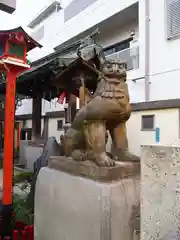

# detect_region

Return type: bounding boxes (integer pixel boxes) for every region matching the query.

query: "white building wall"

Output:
[28,11,64,61]
[28,0,139,62]
[15,98,64,116]
[48,117,65,142]
[23,119,44,135]
[25,119,32,129]
[20,7,141,114]
[21,116,65,142]
[128,0,146,102]
[28,0,180,103]
[147,0,180,101]
[19,0,180,148]
[54,0,138,47]
[127,109,180,156]
[19,108,180,155]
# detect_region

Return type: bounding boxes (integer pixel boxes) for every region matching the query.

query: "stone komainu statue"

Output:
[60,38,139,167]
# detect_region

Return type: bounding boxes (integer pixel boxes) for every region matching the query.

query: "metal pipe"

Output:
[145,0,150,101]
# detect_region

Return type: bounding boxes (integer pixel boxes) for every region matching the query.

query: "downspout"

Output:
[145,0,150,101]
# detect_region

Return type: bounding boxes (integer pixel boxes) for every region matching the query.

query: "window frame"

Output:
[103,38,133,56]
[57,119,63,131]
[165,0,180,39]
[141,114,155,131]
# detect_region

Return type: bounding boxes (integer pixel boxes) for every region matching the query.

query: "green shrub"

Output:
[13,194,34,225]
[13,171,33,185]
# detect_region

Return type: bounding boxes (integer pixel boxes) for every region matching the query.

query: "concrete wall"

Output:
[127,108,180,156]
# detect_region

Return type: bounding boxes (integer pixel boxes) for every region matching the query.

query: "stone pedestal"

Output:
[141,145,180,240]
[35,158,140,240]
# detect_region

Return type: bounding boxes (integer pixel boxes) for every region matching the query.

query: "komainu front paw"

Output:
[95,152,115,167]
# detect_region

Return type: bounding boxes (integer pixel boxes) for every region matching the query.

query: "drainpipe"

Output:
[145,0,150,101]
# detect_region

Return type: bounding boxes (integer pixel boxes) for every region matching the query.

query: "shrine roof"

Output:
[0,26,42,51]
[0,55,98,100]
[17,57,78,99]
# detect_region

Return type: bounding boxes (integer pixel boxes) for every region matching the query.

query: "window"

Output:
[64,0,98,22]
[166,0,180,39]
[104,38,132,56]
[57,120,63,130]
[141,115,154,131]
[104,38,134,70]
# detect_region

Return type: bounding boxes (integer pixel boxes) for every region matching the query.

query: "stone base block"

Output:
[141,145,180,240]
[49,156,140,182]
[35,166,140,240]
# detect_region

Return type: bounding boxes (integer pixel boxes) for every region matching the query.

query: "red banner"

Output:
[57,91,66,104]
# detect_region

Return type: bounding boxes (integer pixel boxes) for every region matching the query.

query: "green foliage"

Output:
[13,194,34,225]
[13,171,33,185]
[0,72,5,82]
[13,171,34,224]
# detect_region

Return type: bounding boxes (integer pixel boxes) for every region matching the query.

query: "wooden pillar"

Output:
[65,94,76,123]
[32,94,42,141]
[63,93,76,133]
[69,94,77,122]
[42,116,49,140]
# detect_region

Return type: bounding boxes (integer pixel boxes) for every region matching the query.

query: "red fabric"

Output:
[15,221,25,230]
[57,91,66,104]
[12,230,18,240]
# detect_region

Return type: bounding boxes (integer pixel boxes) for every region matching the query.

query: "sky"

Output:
[0,0,54,30]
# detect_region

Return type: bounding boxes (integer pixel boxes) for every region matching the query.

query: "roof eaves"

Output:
[28,1,62,29]
[32,43,80,67]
